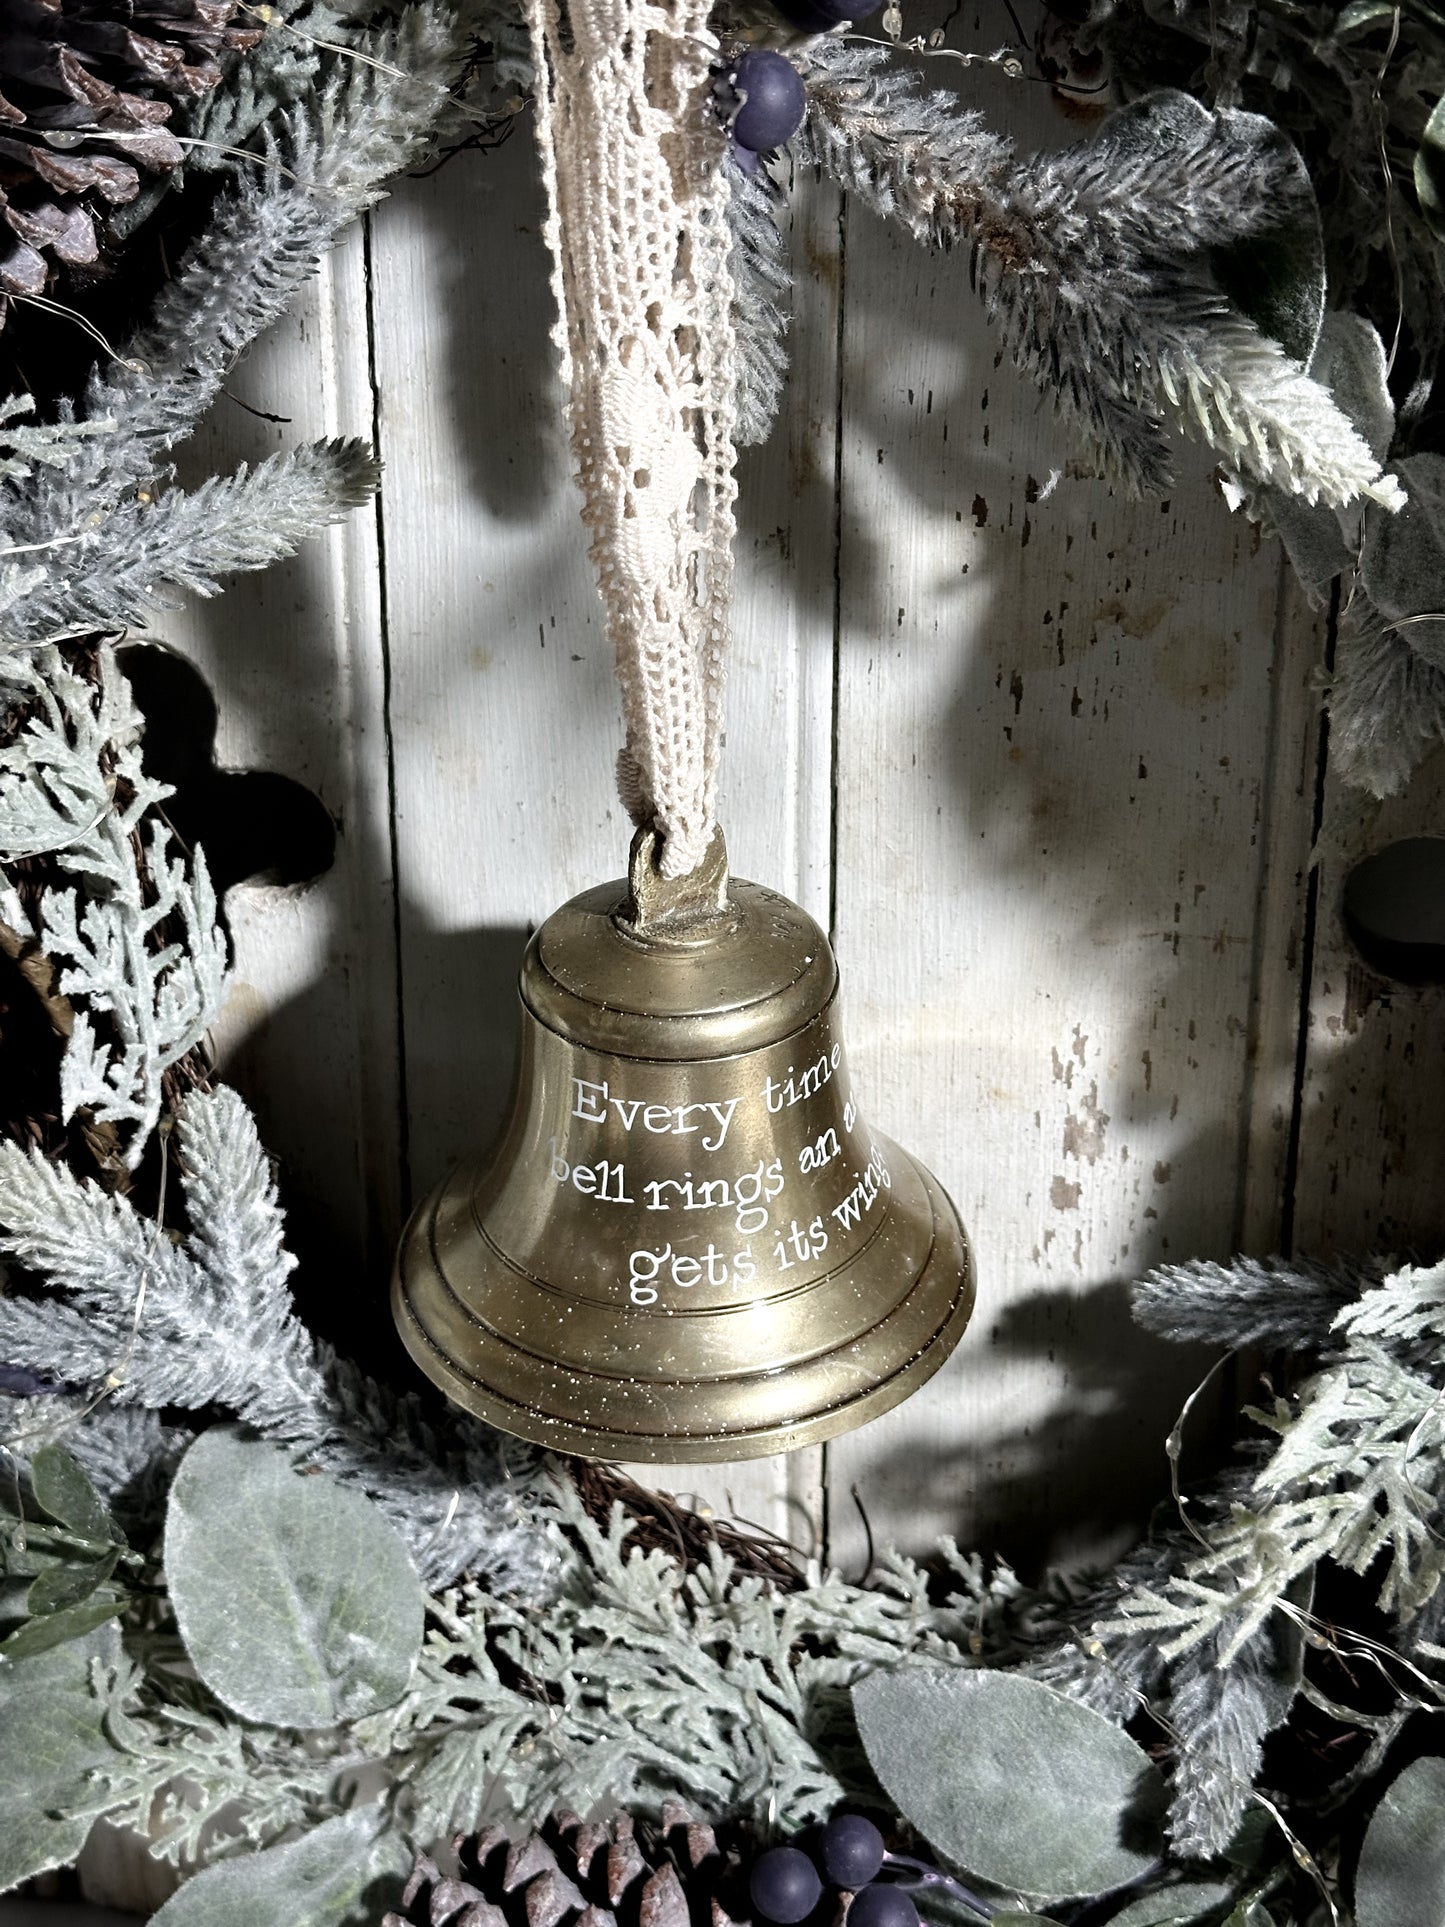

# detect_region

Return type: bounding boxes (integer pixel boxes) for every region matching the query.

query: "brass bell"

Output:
[393,828,975,1461]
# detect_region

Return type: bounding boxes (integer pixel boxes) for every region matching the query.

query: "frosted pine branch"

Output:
[1133,1254,1371,1352]
[32,3,463,522]
[0,395,111,493]
[0,1087,556,1596]
[727,157,793,447]
[5,439,379,640]
[1165,1608,1300,1856]
[799,45,1402,509]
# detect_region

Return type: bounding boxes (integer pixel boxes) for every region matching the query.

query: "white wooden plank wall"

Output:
[160,43,1445,1576]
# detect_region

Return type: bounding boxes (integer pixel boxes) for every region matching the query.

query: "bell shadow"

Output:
[221,909,532,1382]
[850,1270,1234,1580]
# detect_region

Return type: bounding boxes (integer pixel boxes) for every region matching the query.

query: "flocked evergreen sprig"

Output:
[0,1082,553,1595]
[796,42,1401,512]
[0,0,464,643]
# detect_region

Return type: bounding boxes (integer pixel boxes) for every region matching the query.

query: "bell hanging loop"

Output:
[393,827,975,1462]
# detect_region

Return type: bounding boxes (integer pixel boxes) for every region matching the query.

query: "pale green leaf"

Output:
[1355,1756,1445,1927]
[0,1627,118,1893]
[148,1807,406,1927]
[852,1669,1166,1901]
[30,1443,114,1545]
[1108,1881,1235,1926]
[1415,96,1445,246]
[164,1430,423,1728]
[1361,453,1445,665]
[28,1548,120,1617]
[0,1595,124,1659]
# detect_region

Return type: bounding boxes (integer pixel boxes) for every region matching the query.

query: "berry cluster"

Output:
[748,1816,920,1927]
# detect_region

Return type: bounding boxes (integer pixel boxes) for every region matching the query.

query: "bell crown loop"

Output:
[524,824,838,1063]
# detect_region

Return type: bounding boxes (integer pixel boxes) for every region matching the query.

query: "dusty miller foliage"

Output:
[0,646,227,1166]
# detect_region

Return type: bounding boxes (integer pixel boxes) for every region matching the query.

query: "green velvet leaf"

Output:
[1360,452,1445,665]
[30,1443,115,1546]
[1415,96,1445,246]
[28,1548,120,1617]
[164,1429,423,1728]
[1355,1755,1445,1927]
[0,1627,118,1893]
[148,1807,406,1927]
[1108,1881,1235,1925]
[0,1595,124,1659]
[852,1669,1166,1901]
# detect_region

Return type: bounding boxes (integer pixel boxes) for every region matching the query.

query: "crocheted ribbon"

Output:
[524,0,737,878]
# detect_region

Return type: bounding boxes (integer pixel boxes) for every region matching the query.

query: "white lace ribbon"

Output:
[524,0,737,877]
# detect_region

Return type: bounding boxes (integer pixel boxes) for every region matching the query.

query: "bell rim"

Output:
[391,1138,976,1464]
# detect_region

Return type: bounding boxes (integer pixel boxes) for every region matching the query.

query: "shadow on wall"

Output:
[844,1275,1234,1580]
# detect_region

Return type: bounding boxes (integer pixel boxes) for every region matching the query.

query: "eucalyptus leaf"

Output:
[1360,453,1445,665]
[0,1626,118,1893]
[30,1444,114,1546]
[27,1547,120,1617]
[148,1807,406,1927]
[852,1669,1166,1901]
[1265,491,1353,589]
[0,1595,124,1659]
[1415,95,1445,246]
[164,1430,424,1729]
[1355,1755,1445,1927]
[1108,1881,1235,1926]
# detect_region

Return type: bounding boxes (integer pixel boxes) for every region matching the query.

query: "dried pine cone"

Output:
[0,0,262,316]
[387,1804,760,1927]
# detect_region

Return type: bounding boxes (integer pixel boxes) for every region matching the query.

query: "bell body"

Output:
[393,831,975,1461]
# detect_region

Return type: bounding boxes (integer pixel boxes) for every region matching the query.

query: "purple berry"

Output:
[729,50,807,155]
[848,1889,919,1927]
[820,1816,885,1889]
[750,1847,824,1924]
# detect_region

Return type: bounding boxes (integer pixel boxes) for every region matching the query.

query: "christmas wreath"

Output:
[2,3,1445,1924]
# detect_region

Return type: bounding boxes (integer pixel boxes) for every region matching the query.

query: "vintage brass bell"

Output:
[393,828,975,1461]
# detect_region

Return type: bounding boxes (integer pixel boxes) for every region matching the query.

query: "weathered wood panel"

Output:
[164,238,403,1352]
[1292,750,1445,1257]
[821,71,1324,1570]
